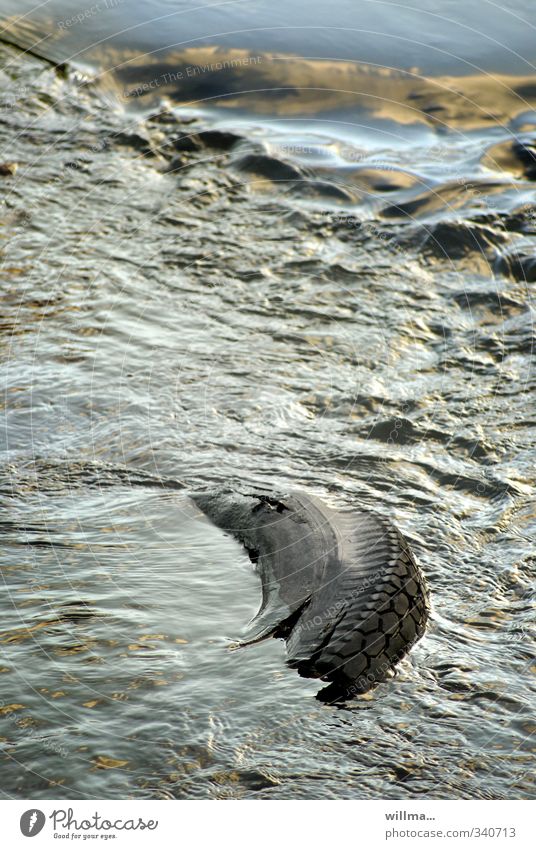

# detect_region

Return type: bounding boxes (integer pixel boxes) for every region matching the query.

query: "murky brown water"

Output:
[0,1,535,799]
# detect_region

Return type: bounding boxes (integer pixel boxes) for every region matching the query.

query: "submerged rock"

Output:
[0,161,18,176]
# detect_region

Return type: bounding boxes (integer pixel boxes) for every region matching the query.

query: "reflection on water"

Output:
[2,0,536,134]
[0,0,535,801]
[2,0,536,74]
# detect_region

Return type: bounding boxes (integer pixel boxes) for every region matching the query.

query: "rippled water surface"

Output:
[0,1,535,799]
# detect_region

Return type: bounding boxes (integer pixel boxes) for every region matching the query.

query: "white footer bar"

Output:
[2,799,533,849]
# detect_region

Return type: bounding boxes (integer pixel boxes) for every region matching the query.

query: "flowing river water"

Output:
[0,1,534,799]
